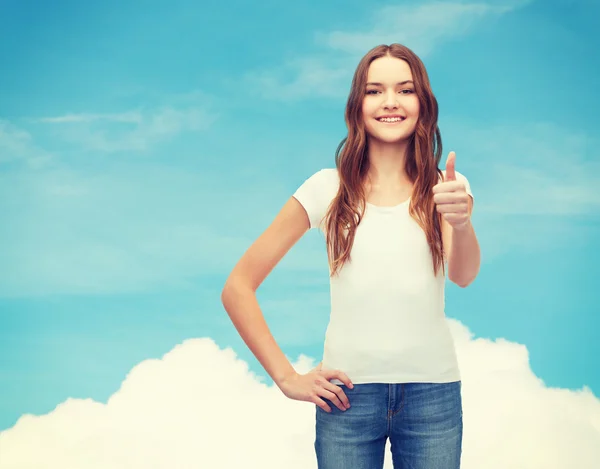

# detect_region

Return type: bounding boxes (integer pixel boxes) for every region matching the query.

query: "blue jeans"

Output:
[315,381,463,469]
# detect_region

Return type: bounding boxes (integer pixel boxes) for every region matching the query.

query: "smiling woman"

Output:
[363,72,418,143]
[221,43,480,469]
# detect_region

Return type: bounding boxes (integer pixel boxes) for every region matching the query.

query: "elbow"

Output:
[221,279,235,307]
[449,273,476,288]
[221,280,237,307]
[448,261,480,289]
[220,285,228,306]
[221,277,252,308]
[454,279,471,288]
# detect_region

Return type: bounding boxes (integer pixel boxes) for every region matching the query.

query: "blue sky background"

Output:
[1,0,599,437]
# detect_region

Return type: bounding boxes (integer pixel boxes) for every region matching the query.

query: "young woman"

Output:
[221,43,480,469]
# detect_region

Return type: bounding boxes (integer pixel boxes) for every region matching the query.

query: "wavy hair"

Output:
[324,43,445,277]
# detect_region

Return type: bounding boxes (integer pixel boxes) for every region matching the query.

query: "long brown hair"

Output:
[324,43,445,277]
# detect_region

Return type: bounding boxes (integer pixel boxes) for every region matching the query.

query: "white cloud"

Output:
[35,112,143,124]
[318,2,506,57]
[246,0,530,101]
[0,120,54,169]
[0,320,598,468]
[246,55,354,101]
[30,106,217,153]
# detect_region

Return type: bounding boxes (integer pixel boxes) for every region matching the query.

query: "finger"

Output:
[445,151,457,182]
[436,203,468,214]
[443,213,469,226]
[433,191,466,205]
[314,396,332,413]
[323,381,350,409]
[336,370,354,389]
[433,181,464,195]
[322,369,354,389]
[320,388,348,411]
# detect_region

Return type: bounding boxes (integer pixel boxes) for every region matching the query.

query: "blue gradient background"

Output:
[0,0,598,432]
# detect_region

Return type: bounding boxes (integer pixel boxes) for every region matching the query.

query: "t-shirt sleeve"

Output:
[292,169,333,230]
[456,170,474,199]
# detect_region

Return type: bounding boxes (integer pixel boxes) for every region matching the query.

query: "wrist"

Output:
[452,219,472,233]
[275,369,298,388]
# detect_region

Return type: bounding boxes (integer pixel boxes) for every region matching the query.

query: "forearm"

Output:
[221,283,297,388]
[448,221,480,287]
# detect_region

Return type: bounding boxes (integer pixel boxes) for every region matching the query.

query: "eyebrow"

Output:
[366,80,414,86]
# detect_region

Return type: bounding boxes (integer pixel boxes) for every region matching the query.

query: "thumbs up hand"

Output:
[433,151,471,231]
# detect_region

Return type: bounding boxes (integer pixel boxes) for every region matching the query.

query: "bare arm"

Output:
[442,196,481,287]
[221,196,309,388]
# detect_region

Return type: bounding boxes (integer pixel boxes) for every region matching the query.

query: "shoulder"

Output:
[293,168,339,230]
[296,167,339,193]
[312,167,339,183]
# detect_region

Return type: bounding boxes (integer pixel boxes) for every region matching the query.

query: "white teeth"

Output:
[378,117,404,122]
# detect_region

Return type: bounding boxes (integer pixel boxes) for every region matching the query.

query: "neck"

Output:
[364,138,411,187]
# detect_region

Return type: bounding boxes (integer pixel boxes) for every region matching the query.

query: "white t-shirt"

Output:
[292,168,473,385]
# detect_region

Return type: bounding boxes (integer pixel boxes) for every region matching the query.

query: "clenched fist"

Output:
[433,151,471,231]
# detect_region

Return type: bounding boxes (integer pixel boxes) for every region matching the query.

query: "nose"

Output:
[383,90,399,109]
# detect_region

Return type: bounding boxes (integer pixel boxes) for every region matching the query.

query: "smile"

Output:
[376,117,405,123]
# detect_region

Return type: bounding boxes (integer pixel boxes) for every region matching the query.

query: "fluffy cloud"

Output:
[1,320,598,468]
[246,0,532,101]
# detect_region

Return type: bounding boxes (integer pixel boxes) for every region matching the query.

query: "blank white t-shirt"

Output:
[293,168,473,384]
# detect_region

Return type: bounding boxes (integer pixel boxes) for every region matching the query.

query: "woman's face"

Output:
[362,56,420,144]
